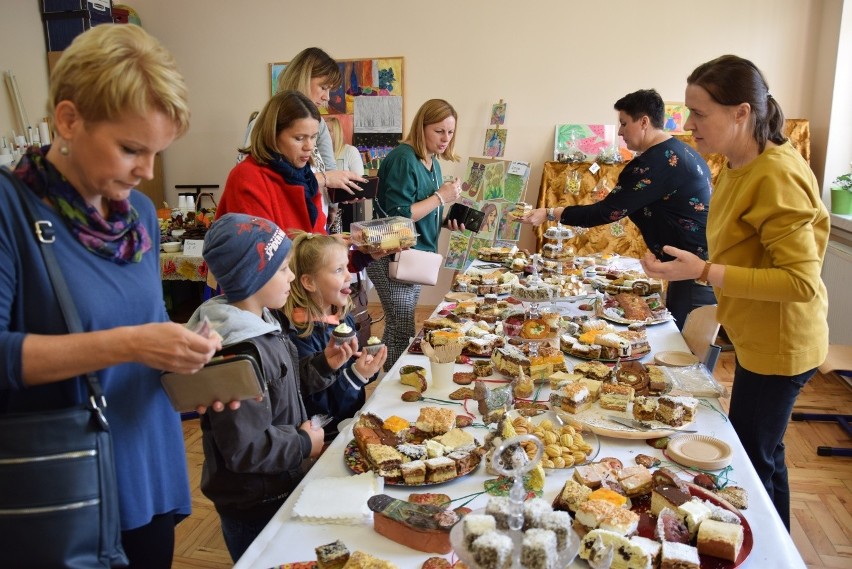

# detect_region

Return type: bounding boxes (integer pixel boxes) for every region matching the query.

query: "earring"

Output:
[59,145,69,156]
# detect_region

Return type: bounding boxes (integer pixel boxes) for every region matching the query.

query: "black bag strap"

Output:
[0,168,110,429]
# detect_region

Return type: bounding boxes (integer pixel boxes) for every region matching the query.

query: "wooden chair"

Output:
[792,344,852,457]
[681,304,722,371]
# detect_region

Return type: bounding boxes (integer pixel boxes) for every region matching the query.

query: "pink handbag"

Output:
[388,248,443,286]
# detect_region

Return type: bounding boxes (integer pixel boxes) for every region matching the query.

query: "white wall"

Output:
[1,0,846,305]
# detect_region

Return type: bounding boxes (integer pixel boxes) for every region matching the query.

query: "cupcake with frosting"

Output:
[332,322,356,344]
[364,335,385,355]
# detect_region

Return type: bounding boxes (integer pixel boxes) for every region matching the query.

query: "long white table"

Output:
[235,280,805,568]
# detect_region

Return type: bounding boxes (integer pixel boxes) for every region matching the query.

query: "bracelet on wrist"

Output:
[695,261,712,286]
[435,192,445,205]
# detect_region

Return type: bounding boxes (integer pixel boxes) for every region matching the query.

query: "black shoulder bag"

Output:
[0,169,128,568]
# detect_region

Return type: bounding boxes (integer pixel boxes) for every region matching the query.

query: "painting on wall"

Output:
[664,102,690,133]
[553,124,622,161]
[270,57,404,170]
[490,102,507,126]
[483,128,507,158]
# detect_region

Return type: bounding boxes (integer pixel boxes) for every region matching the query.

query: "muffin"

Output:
[332,322,356,344]
[364,335,384,355]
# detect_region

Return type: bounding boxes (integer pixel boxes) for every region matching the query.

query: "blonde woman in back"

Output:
[326,116,365,177]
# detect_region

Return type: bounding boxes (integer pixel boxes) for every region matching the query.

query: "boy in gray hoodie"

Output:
[185,213,357,561]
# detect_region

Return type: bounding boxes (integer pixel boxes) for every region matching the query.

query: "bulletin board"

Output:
[270,57,405,166]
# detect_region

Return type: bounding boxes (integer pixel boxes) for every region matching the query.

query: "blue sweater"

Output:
[0,175,191,531]
[284,314,377,440]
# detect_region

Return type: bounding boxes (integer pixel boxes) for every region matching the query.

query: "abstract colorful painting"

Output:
[270,57,404,157]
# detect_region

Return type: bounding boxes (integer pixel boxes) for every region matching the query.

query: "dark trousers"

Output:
[220,512,276,562]
[727,361,815,531]
[666,279,716,331]
[121,513,176,569]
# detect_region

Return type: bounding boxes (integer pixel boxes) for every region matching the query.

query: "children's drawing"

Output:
[463,161,486,199]
[483,128,507,158]
[444,232,470,270]
[483,162,505,200]
[490,102,507,126]
[477,201,499,241]
[664,102,690,133]
[496,202,522,242]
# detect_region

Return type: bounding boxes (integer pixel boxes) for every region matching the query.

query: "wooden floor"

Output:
[173,304,852,569]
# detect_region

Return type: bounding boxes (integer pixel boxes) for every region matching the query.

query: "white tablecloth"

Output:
[235,268,804,568]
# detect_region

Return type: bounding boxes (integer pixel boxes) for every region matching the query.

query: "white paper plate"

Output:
[666,434,732,470]
[654,350,699,367]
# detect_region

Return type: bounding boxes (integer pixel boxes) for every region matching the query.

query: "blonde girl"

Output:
[283,232,387,437]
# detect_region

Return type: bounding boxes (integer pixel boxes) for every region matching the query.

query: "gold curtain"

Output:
[534,119,810,254]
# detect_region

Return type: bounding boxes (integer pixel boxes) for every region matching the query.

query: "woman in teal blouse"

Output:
[368,99,462,368]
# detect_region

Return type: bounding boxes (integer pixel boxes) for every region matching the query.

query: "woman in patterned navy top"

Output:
[524,89,714,329]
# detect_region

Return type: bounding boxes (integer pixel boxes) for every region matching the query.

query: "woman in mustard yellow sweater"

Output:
[641,55,829,531]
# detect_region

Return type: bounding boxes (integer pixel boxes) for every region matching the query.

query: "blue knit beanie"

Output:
[203,213,292,302]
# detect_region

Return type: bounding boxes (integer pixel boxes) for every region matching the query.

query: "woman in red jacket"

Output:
[217,90,327,233]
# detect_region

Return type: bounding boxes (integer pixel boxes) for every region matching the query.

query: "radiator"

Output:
[823,240,852,345]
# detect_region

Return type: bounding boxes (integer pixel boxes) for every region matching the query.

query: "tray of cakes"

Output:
[491,341,567,382]
[560,318,652,361]
[554,464,752,568]
[492,410,600,470]
[449,501,580,569]
[589,267,664,296]
[476,245,519,263]
[346,409,484,485]
[597,292,672,325]
[349,216,417,254]
[452,267,519,296]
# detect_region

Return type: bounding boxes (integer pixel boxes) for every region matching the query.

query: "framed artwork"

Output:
[269,57,404,165]
[483,128,507,158]
[553,124,623,161]
[664,102,690,133]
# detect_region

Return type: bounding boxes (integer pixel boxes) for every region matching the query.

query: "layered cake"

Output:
[447,450,477,475]
[424,456,456,483]
[399,460,426,485]
[656,395,686,427]
[651,484,693,517]
[366,444,403,478]
[397,443,426,461]
[523,497,553,530]
[617,465,653,498]
[678,499,712,539]
[559,382,592,414]
[578,529,654,568]
[655,507,691,544]
[574,499,616,532]
[599,383,635,412]
[400,365,428,392]
[598,507,640,536]
[587,487,628,508]
[553,478,592,512]
[485,496,512,530]
[433,428,476,452]
[574,360,612,381]
[315,540,350,569]
[632,396,658,422]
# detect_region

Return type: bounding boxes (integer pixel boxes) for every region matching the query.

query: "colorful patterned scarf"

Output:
[13,146,151,264]
[266,154,320,227]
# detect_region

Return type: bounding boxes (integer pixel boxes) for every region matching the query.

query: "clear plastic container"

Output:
[350,216,417,254]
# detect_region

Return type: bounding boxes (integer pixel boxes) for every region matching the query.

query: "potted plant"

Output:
[830,167,852,215]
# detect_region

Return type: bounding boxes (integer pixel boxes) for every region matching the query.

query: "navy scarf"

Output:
[266,154,319,227]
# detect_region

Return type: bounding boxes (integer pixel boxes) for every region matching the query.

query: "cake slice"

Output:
[660,541,700,569]
[632,396,658,422]
[366,444,403,478]
[599,383,635,412]
[341,550,399,569]
[553,478,593,512]
[650,484,693,516]
[462,513,497,549]
[560,382,592,414]
[656,395,685,427]
[424,457,456,483]
[697,518,744,562]
[415,407,456,435]
[539,510,573,550]
[599,507,640,536]
[578,528,646,569]
[399,460,426,485]
[574,499,616,532]
[655,507,691,544]
[677,499,712,539]
[433,428,476,452]
[470,531,513,569]
[315,540,351,569]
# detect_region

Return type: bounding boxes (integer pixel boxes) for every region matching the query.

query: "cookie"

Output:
[453,372,476,385]
[449,387,476,400]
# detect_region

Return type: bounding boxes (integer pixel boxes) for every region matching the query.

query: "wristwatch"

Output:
[547,207,556,222]
[695,261,712,286]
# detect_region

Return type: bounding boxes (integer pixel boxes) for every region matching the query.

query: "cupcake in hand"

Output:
[364,336,385,355]
[332,322,356,345]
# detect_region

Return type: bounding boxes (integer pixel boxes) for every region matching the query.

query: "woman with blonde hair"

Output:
[367,99,464,368]
[325,115,365,177]
[276,47,365,202]
[282,232,386,439]
[641,55,829,530]
[0,24,220,567]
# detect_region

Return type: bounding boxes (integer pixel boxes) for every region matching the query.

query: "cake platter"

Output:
[343,439,482,486]
[449,507,581,569]
[596,293,672,326]
[566,406,695,440]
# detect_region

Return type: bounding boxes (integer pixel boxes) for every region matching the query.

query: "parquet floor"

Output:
[173,305,852,569]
